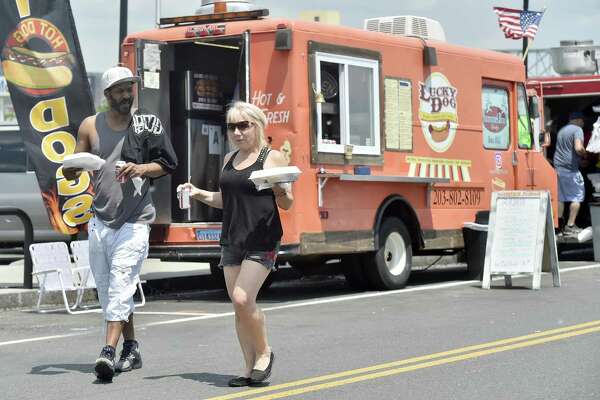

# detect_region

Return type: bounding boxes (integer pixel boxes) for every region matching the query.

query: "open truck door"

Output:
[135,40,174,224]
[513,83,537,191]
[125,28,252,260]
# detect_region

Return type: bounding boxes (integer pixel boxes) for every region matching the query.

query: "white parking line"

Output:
[0,333,86,347]
[135,311,217,316]
[2,264,599,346]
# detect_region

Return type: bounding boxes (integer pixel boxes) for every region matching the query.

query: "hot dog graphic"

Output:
[1,18,74,96]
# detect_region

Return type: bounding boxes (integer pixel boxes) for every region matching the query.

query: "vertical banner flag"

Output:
[493,7,545,40]
[0,0,95,234]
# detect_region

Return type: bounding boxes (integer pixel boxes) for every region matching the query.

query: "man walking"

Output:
[553,111,586,235]
[64,66,177,381]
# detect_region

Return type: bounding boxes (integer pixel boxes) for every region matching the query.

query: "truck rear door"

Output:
[134,40,174,224]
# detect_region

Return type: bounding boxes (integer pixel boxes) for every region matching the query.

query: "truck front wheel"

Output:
[364,217,412,290]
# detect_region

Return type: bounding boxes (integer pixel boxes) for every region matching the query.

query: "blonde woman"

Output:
[178,101,293,386]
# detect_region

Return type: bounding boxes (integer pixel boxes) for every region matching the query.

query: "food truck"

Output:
[119,1,557,290]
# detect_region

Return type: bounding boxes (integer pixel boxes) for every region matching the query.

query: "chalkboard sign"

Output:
[482,191,560,290]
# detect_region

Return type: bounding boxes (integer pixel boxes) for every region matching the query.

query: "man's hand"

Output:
[63,167,83,181]
[117,162,147,180]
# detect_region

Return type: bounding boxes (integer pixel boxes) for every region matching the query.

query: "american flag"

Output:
[493,7,544,40]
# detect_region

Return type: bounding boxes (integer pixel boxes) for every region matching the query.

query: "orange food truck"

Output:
[119,2,557,290]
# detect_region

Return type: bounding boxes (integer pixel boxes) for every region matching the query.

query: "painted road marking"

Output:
[0,333,86,347]
[2,264,599,347]
[135,311,217,316]
[206,319,600,400]
[146,264,600,327]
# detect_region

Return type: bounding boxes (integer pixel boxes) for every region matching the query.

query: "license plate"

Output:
[195,229,221,241]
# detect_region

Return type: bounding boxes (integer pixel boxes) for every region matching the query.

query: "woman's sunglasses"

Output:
[226,120,254,132]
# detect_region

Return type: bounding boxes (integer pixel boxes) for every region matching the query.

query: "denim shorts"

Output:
[219,243,280,271]
[557,170,585,202]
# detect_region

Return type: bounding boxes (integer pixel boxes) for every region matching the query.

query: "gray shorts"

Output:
[219,243,280,271]
[557,170,585,202]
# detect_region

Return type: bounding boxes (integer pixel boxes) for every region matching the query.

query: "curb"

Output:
[0,289,99,311]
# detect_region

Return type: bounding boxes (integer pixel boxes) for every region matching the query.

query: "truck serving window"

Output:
[482,86,510,150]
[314,52,380,156]
[517,83,533,149]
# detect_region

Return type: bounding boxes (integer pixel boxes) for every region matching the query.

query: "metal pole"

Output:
[119,0,128,63]
[0,207,33,289]
[155,0,162,28]
[522,0,529,77]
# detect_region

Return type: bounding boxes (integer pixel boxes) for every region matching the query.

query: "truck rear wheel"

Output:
[364,217,412,290]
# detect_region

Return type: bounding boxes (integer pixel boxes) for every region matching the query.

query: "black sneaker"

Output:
[95,345,116,381]
[563,224,583,236]
[115,340,142,372]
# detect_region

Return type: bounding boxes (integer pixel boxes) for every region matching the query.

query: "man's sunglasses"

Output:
[226,121,254,132]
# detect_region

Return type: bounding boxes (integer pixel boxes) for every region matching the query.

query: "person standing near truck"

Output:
[178,101,293,387]
[553,111,587,235]
[64,66,178,381]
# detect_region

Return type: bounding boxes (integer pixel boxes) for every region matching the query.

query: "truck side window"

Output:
[315,52,380,156]
[482,86,510,150]
[517,83,533,149]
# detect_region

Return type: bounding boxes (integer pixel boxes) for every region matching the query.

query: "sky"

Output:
[68,0,599,73]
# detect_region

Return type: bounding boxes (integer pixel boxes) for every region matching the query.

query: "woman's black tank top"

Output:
[219,147,283,250]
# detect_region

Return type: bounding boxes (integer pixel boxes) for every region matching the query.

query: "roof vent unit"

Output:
[196,0,257,15]
[550,40,600,75]
[363,15,446,42]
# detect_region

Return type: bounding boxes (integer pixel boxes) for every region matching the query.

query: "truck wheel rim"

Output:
[384,232,407,276]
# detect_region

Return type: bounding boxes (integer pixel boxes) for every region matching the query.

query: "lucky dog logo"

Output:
[1,18,73,96]
[418,72,459,153]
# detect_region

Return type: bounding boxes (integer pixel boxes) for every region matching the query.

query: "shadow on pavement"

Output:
[144,372,237,388]
[30,363,91,375]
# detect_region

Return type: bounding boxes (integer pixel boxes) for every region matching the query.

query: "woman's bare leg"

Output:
[224,265,255,377]
[231,260,272,371]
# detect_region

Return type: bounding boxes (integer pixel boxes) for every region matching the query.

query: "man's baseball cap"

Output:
[569,111,584,121]
[101,66,140,91]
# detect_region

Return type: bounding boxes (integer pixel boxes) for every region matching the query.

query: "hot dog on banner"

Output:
[0,0,95,234]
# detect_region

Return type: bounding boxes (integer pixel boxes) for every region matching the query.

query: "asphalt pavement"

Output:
[0,261,599,400]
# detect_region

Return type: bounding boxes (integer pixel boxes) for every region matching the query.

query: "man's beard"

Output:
[108,95,133,115]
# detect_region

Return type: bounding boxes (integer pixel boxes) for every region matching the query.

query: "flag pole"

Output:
[522,0,529,76]
[521,7,546,62]
[522,39,534,61]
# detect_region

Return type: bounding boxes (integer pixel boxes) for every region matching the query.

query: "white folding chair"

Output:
[29,242,88,314]
[69,240,97,309]
[69,240,146,308]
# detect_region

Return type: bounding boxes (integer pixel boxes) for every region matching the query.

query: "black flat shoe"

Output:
[250,352,274,383]
[228,376,251,387]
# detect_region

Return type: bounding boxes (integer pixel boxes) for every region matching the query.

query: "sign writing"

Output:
[431,187,482,208]
[418,72,459,153]
[0,0,95,234]
[482,191,560,290]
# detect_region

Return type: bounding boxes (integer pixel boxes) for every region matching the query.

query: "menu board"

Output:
[385,78,412,151]
[190,73,223,111]
[482,191,560,290]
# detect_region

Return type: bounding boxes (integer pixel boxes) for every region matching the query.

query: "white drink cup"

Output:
[115,160,127,183]
[178,186,191,209]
